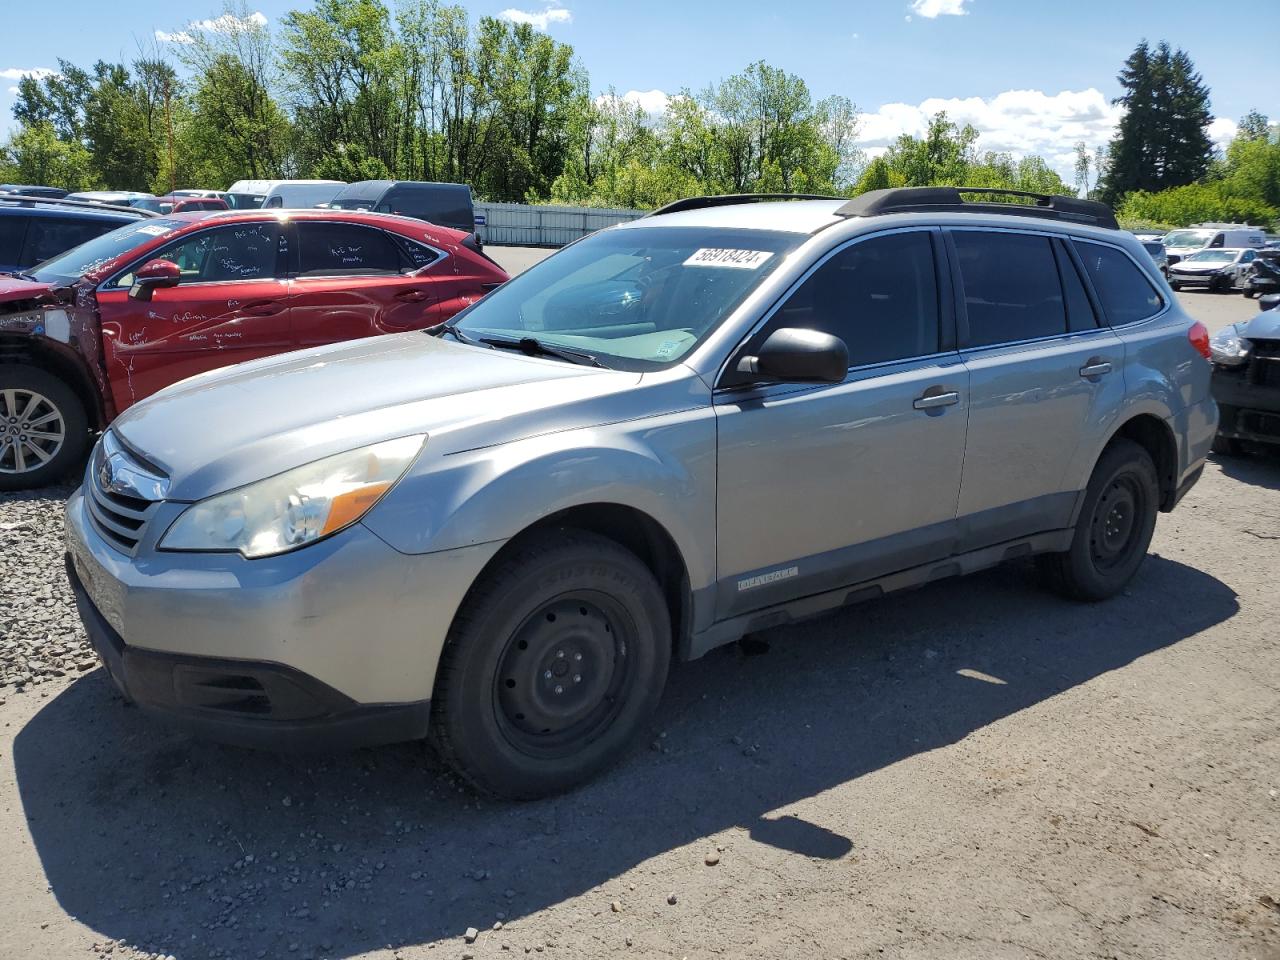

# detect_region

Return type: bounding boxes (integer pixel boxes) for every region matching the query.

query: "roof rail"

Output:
[648,193,844,217]
[835,187,1119,230]
[0,194,157,218]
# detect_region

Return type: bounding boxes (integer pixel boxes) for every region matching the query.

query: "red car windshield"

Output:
[28,218,184,284]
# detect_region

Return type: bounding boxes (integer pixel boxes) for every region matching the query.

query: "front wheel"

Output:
[430,529,671,799]
[1169,280,1182,291]
[0,364,90,491]
[1038,439,1159,601]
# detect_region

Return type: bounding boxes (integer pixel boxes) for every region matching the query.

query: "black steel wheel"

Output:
[1038,439,1159,601]
[430,529,671,799]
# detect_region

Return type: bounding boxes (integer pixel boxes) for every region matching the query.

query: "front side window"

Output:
[116,223,282,286]
[763,230,940,366]
[296,222,403,276]
[952,231,1067,347]
[452,225,803,370]
[1073,241,1164,326]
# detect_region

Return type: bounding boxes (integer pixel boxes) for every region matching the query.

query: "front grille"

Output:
[1250,339,1280,389]
[1240,410,1280,439]
[85,433,168,555]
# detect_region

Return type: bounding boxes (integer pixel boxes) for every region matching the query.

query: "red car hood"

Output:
[0,275,58,305]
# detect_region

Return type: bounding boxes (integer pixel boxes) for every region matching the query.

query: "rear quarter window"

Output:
[1072,241,1164,326]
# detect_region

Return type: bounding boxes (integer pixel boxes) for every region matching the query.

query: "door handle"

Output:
[1079,359,1113,379]
[396,289,429,302]
[913,390,960,410]
[242,302,284,316]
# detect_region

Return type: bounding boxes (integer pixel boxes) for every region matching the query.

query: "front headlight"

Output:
[160,435,425,558]
[1209,325,1251,368]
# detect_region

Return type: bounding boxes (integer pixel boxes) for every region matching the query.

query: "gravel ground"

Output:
[1,288,1277,960]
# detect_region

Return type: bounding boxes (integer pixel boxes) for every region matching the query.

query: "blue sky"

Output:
[3,0,1272,181]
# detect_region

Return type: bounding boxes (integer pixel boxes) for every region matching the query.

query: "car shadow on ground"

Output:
[1212,446,1280,491]
[14,555,1237,959]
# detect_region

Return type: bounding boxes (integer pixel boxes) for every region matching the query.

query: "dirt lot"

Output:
[1,287,1278,960]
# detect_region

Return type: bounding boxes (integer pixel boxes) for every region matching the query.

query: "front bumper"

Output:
[1212,366,1280,446]
[1169,272,1222,287]
[67,557,430,750]
[64,487,505,747]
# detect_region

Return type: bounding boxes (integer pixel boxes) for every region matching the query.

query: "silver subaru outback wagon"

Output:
[65,187,1218,798]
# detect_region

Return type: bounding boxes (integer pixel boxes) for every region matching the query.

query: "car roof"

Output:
[615,200,847,235]
[160,208,462,230]
[0,202,139,222]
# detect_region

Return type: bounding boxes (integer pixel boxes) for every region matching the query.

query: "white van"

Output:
[225,179,345,210]
[1162,226,1266,265]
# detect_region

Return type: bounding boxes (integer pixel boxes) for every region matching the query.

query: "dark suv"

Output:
[327,180,476,236]
[0,198,148,274]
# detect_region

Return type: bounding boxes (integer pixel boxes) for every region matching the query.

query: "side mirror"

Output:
[736,328,849,384]
[1260,293,1279,313]
[128,259,181,301]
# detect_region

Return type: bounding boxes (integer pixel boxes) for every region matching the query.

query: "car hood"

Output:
[1172,260,1229,273]
[1241,307,1280,342]
[0,275,57,305]
[111,333,648,500]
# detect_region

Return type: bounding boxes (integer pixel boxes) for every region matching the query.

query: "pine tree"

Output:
[1099,40,1214,204]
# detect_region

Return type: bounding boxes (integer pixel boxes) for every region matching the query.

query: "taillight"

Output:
[1188,321,1211,360]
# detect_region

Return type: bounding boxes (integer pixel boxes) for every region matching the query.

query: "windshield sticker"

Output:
[136,224,173,237]
[683,248,774,269]
[655,340,681,358]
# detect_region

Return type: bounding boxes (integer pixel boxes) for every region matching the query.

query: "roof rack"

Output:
[648,193,844,217]
[836,187,1118,230]
[0,194,157,218]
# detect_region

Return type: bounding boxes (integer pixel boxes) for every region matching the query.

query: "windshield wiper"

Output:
[477,335,608,369]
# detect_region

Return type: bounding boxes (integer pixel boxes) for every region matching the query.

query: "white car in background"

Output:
[1168,248,1259,292]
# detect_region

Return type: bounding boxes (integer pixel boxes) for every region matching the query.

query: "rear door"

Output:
[949,228,1125,550]
[95,221,291,409]
[288,220,442,345]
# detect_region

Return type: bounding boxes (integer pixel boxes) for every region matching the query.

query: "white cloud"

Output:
[909,0,969,17]
[499,4,571,30]
[156,11,266,43]
[1207,116,1238,152]
[858,88,1125,182]
[0,67,56,82]
[599,89,670,116]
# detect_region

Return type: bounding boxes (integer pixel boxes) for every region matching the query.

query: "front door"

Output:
[97,221,290,410]
[714,229,969,619]
[948,228,1125,550]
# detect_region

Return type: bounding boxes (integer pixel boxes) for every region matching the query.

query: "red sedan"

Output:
[0,209,508,487]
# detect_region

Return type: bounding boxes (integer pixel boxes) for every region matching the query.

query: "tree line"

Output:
[1,8,1276,227]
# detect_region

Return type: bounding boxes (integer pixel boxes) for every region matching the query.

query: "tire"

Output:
[1243,288,1258,299]
[1169,280,1181,291]
[0,364,90,491]
[1212,434,1242,457]
[1037,439,1160,602]
[430,528,671,799]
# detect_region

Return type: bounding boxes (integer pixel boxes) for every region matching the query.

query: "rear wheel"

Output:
[430,529,671,799]
[1038,439,1159,601]
[0,365,89,491]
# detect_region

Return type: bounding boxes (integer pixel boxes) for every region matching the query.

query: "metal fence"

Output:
[475,202,645,247]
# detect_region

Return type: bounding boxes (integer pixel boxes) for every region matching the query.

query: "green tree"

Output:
[1,121,96,190]
[1100,40,1214,203]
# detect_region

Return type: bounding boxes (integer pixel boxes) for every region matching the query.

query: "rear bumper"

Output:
[67,556,430,750]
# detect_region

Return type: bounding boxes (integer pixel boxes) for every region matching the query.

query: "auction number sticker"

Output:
[683,248,774,269]
[136,224,173,236]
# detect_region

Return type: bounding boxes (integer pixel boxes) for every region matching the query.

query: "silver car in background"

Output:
[65,187,1217,798]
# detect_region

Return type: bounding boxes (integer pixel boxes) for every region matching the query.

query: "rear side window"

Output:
[381,188,472,227]
[1072,241,1164,326]
[952,231,1066,347]
[25,217,115,265]
[0,215,30,266]
[1053,242,1098,332]
[296,222,402,276]
[768,230,940,367]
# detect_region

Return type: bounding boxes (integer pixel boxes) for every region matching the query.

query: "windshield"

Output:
[28,218,183,284]
[451,226,804,370]
[329,197,376,211]
[1142,242,1164,256]
[1163,230,1214,248]
[226,193,266,209]
[1186,250,1236,263]
[131,197,174,214]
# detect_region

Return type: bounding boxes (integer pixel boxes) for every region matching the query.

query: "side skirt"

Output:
[683,529,1074,660]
